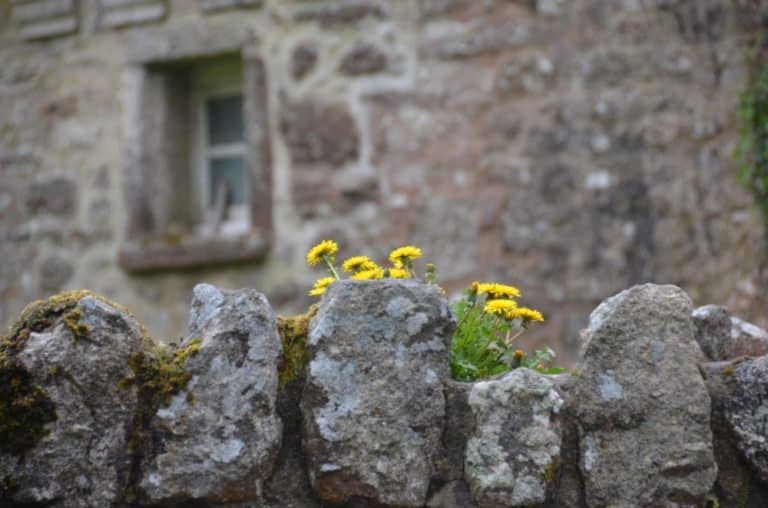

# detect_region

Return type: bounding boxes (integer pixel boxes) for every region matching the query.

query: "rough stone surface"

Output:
[281,101,360,167]
[693,304,733,360]
[25,177,76,216]
[294,1,385,26]
[465,368,563,508]
[1,0,766,375]
[730,316,768,358]
[138,283,282,504]
[339,43,388,75]
[693,305,768,361]
[574,284,717,507]
[292,44,318,80]
[703,360,768,508]
[1,295,142,507]
[38,255,74,292]
[723,355,768,485]
[301,279,454,507]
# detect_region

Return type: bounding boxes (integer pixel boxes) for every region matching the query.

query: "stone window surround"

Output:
[118,35,272,273]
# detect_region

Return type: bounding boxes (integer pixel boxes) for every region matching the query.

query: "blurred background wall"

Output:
[1,0,766,366]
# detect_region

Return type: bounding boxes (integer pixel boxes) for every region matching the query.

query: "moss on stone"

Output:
[0,290,101,458]
[0,358,56,456]
[118,336,202,504]
[277,305,317,388]
[545,462,556,484]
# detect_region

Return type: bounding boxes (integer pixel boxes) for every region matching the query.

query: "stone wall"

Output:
[1,0,767,366]
[3,280,768,507]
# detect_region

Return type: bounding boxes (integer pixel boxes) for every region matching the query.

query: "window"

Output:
[119,52,272,272]
[191,58,248,236]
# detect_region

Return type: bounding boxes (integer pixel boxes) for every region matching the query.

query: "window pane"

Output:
[207,95,244,145]
[209,156,246,206]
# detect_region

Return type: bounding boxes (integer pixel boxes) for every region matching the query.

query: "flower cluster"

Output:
[302,239,559,382]
[305,241,428,296]
[470,281,544,326]
[450,280,555,381]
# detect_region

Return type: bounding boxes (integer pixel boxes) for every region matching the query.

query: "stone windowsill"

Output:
[118,232,268,272]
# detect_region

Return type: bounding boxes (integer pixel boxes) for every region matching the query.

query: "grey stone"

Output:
[465,368,563,508]
[11,0,74,23]
[693,305,768,361]
[723,355,768,484]
[292,44,318,81]
[693,304,732,360]
[4,295,143,507]
[200,0,262,12]
[26,177,76,216]
[574,284,717,507]
[339,43,388,75]
[730,316,768,358]
[39,255,74,292]
[702,360,768,508]
[281,101,359,166]
[427,480,476,508]
[294,0,385,26]
[138,283,282,504]
[301,279,454,507]
[99,1,166,28]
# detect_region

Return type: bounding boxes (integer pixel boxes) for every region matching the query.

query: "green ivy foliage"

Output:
[736,37,768,252]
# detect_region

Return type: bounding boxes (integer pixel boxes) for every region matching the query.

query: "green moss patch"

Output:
[0,290,102,458]
[0,358,56,456]
[277,305,317,387]
[118,337,202,504]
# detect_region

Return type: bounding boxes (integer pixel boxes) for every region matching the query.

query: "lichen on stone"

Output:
[0,290,102,459]
[117,336,202,504]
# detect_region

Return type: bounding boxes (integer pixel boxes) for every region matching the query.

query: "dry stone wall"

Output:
[1,0,767,367]
[3,280,768,507]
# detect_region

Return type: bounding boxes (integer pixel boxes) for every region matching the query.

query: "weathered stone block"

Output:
[723,355,768,485]
[138,283,283,504]
[0,293,142,507]
[11,0,74,24]
[294,0,385,26]
[465,368,563,508]
[693,305,768,361]
[11,0,77,40]
[99,0,166,28]
[292,44,318,80]
[339,43,388,75]
[26,177,76,216]
[574,284,717,507]
[200,0,262,12]
[281,100,359,166]
[39,255,74,292]
[301,279,454,507]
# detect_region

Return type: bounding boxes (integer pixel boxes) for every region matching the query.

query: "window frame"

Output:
[195,88,249,236]
[118,48,273,273]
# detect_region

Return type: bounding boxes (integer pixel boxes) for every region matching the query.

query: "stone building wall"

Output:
[0,0,766,365]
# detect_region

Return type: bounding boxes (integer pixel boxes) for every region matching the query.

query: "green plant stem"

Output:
[323,255,340,280]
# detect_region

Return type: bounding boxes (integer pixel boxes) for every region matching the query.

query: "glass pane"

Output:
[209,157,246,206]
[207,95,244,145]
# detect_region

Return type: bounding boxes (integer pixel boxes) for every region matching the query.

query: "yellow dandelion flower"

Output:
[387,268,410,279]
[509,307,545,323]
[477,282,521,300]
[513,349,525,360]
[483,299,517,317]
[306,240,338,267]
[342,256,379,273]
[388,246,422,267]
[308,276,335,296]
[351,268,384,280]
